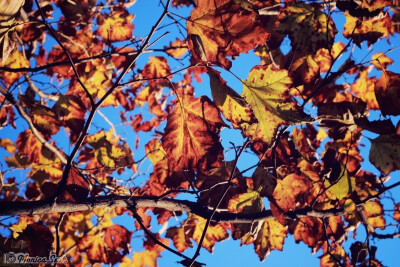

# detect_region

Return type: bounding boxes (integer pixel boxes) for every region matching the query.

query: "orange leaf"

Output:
[272,174,312,211]
[188,214,229,252]
[78,234,108,263]
[350,66,379,110]
[375,71,400,116]
[0,51,29,85]
[142,56,171,79]
[254,218,288,261]
[132,250,159,267]
[364,201,385,229]
[187,0,269,69]
[394,204,400,223]
[30,105,60,137]
[371,52,394,70]
[161,95,225,172]
[60,167,89,202]
[97,11,134,42]
[343,12,394,46]
[228,191,263,213]
[291,217,324,248]
[104,225,132,264]
[165,38,187,58]
[166,226,193,253]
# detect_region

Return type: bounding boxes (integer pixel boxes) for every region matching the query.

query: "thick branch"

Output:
[0,195,343,223]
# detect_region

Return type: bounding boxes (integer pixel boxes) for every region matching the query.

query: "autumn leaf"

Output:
[251,166,277,197]
[272,174,312,211]
[254,218,288,261]
[97,11,134,42]
[208,67,254,129]
[142,56,171,79]
[165,38,187,58]
[161,95,226,172]
[324,167,356,201]
[369,135,400,175]
[371,52,394,70]
[145,138,166,165]
[53,95,86,143]
[343,12,394,46]
[188,214,229,252]
[350,66,379,110]
[132,250,159,267]
[291,217,324,249]
[60,167,90,202]
[228,191,264,213]
[276,3,336,53]
[0,51,28,84]
[242,64,307,144]
[104,225,132,264]
[166,226,193,253]
[0,138,16,153]
[364,201,386,230]
[187,0,269,69]
[30,105,60,137]
[375,71,400,116]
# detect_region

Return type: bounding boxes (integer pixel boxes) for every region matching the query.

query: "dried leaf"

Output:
[369,135,400,175]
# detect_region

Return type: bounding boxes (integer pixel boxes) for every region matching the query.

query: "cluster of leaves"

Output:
[1,0,400,266]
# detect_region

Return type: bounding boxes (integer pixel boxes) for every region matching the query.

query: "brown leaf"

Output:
[375,71,400,116]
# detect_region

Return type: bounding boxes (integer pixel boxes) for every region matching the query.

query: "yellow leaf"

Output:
[371,52,393,70]
[228,191,263,213]
[364,201,385,229]
[132,250,159,267]
[97,11,134,42]
[242,65,305,144]
[11,216,34,238]
[254,218,288,261]
[0,138,16,153]
[324,167,356,200]
[145,138,166,165]
[350,66,378,110]
[165,226,193,253]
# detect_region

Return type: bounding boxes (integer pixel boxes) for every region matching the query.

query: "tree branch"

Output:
[0,195,344,223]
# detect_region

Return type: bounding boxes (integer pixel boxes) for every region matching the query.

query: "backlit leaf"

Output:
[228,191,263,213]
[291,217,324,248]
[350,66,379,110]
[375,71,400,116]
[364,201,385,229]
[276,3,336,53]
[0,138,16,153]
[272,174,312,211]
[97,11,134,42]
[145,138,166,165]
[371,52,394,70]
[254,218,287,261]
[242,65,306,144]
[0,51,28,85]
[142,56,171,79]
[187,0,269,69]
[166,226,193,253]
[343,12,393,46]
[161,95,225,172]
[132,250,159,267]
[369,135,400,175]
[324,167,356,200]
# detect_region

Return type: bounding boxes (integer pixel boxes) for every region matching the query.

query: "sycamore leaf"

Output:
[166,226,193,253]
[161,95,226,172]
[53,95,86,143]
[97,11,134,42]
[350,66,379,110]
[142,56,171,79]
[188,214,229,253]
[291,217,324,248]
[272,174,312,211]
[369,135,400,175]
[145,138,166,165]
[276,3,336,53]
[371,52,394,70]
[133,250,160,267]
[252,166,277,197]
[364,201,385,229]
[343,12,393,46]
[324,167,356,200]
[228,191,264,213]
[254,218,288,261]
[208,67,254,129]
[242,65,307,144]
[375,71,400,116]
[187,0,269,69]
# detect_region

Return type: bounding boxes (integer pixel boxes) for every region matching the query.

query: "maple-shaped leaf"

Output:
[324,166,356,201]
[145,138,166,165]
[272,174,312,211]
[364,201,385,230]
[0,50,29,85]
[53,95,86,143]
[291,217,324,249]
[161,95,226,172]
[254,218,288,261]
[142,56,171,79]
[208,68,254,129]
[343,12,393,46]
[242,65,307,144]
[371,52,394,70]
[188,214,229,252]
[59,167,89,202]
[375,71,400,116]
[18,222,54,257]
[187,0,269,69]
[165,38,187,58]
[78,233,109,263]
[30,105,60,137]
[228,191,264,213]
[276,3,337,53]
[350,66,379,110]
[16,129,43,163]
[251,166,277,197]
[369,135,400,175]
[132,250,159,267]
[97,11,134,42]
[166,226,193,253]
[29,146,63,182]
[104,225,132,265]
